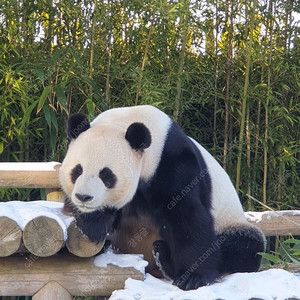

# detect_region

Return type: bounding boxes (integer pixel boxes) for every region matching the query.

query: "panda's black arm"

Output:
[74,207,118,244]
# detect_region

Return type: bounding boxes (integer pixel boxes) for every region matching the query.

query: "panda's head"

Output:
[59,113,151,214]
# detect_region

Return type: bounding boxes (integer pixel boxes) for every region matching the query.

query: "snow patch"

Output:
[94,248,148,274]
[245,210,300,223]
[0,162,60,171]
[110,269,300,300]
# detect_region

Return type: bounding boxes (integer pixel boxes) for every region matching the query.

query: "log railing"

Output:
[0,162,299,298]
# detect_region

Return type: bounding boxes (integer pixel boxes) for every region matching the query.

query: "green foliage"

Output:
[260,237,300,270]
[0,0,299,208]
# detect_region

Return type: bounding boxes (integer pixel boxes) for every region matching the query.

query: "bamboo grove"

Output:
[0,0,299,210]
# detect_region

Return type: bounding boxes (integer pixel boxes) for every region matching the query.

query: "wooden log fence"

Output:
[0,254,143,297]
[0,162,299,298]
[0,201,104,258]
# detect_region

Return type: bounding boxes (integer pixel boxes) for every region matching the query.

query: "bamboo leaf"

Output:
[36,68,45,82]
[43,105,52,129]
[84,98,96,116]
[22,100,38,125]
[49,49,64,66]
[54,84,67,109]
[258,253,282,264]
[69,47,83,68]
[37,86,51,114]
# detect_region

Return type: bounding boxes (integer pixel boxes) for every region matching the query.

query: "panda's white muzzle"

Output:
[72,176,106,211]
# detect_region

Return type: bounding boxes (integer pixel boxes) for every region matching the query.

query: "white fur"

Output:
[189,138,247,233]
[91,105,172,181]
[59,125,143,212]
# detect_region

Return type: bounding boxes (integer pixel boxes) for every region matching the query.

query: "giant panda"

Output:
[59,105,265,290]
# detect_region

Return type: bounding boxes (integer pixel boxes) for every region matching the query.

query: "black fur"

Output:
[127,121,220,290]
[218,227,265,274]
[99,167,117,189]
[71,164,83,184]
[67,113,90,140]
[74,207,118,244]
[125,122,152,151]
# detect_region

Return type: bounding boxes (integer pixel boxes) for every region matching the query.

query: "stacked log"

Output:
[0,201,104,258]
[0,217,22,257]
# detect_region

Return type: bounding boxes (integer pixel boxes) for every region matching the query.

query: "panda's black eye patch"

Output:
[99,167,117,189]
[71,164,83,184]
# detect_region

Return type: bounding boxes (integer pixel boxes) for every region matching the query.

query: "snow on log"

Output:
[0,162,61,188]
[246,210,300,235]
[0,201,104,257]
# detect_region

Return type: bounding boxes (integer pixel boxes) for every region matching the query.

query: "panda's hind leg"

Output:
[152,240,175,279]
[218,225,266,274]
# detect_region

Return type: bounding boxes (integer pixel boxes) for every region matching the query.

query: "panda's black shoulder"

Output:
[135,120,212,212]
[159,120,210,173]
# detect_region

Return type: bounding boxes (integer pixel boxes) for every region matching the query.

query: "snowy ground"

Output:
[96,249,300,300]
[109,270,300,300]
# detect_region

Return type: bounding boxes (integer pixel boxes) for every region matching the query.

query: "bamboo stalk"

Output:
[246,108,251,207]
[235,2,255,191]
[263,0,274,204]
[253,58,265,199]
[174,0,191,124]
[135,25,153,106]
[223,0,233,170]
[213,2,219,155]
[88,0,97,102]
[105,0,112,107]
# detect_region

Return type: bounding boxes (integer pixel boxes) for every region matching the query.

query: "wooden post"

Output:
[33,281,72,300]
[66,221,105,257]
[23,216,65,257]
[0,217,22,257]
[46,188,64,203]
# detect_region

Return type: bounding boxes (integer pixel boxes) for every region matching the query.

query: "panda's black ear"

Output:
[67,113,90,140]
[125,122,151,151]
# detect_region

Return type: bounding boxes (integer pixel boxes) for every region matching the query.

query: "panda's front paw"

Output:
[75,207,117,244]
[173,271,218,290]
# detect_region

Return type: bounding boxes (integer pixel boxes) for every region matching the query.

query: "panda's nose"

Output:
[75,193,94,202]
